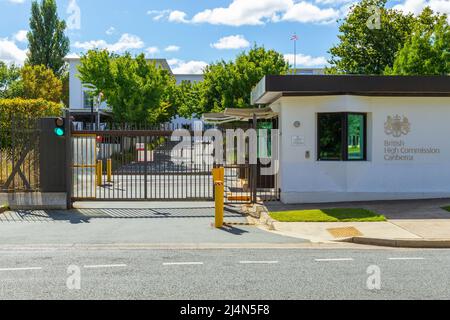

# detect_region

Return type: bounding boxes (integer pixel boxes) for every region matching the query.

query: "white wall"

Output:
[68,60,108,110]
[68,59,82,109]
[275,95,450,203]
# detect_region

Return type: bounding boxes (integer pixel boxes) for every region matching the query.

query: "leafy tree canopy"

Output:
[77,50,177,124]
[0,62,23,99]
[327,0,415,74]
[21,64,62,102]
[199,45,289,113]
[27,0,70,77]
[171,80,203,120]
[385,8,450,75]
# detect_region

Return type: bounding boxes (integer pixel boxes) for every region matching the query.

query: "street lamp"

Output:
[96,92,103,130]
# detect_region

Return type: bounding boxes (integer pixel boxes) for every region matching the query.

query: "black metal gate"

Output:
[70,121,280,203]
[71,126,214,201]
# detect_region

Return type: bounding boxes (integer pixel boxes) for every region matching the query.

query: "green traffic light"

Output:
[54,127,65,136]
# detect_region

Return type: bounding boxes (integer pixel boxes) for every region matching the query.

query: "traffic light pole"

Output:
[65,110,73,209]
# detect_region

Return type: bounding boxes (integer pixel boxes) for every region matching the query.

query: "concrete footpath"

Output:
[260,199,450,248]
[0,203,311,248]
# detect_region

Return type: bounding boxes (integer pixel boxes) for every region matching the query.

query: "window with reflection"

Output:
[318,113,367,161]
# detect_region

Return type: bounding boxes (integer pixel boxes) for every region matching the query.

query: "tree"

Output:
[327,0,415,74]
[27,0,70,77]
[199,45,289,114]
[21,64,62,102]
[173,80,203,119]
[0,62,23,99]
[385,8,450,75]
[78,50,177,124]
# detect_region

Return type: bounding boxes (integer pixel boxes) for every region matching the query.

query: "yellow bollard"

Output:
[212,167,225,183]
[215,180,224,228]
[96,160,102,187]
[107,158,112,182]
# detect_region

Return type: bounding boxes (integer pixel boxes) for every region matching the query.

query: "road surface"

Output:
[1,247,450,300]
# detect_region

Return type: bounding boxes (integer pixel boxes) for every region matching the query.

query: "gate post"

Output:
[65,110,73,209]
[38,115,70,209]
[251,113,258,204]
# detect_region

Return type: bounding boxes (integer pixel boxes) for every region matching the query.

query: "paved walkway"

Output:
[0,205,307,246]
[265,199,450,244]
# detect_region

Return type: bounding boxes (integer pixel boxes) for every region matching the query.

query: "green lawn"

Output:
[269,208,386,222]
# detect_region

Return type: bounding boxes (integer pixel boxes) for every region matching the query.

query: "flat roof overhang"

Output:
[251,75,450,105]
[203,107,277,124]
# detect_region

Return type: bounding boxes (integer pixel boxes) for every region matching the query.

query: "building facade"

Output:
[251,75,450,204]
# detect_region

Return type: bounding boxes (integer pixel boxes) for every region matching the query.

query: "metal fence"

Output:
[72,123,214,201]
[0,117,40,192]
[70,121,280,203]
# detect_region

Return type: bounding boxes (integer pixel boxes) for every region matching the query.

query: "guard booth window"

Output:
[317,113,367,161]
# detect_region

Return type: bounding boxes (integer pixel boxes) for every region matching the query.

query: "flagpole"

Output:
[291,33,298,75]
[294,38,297,75]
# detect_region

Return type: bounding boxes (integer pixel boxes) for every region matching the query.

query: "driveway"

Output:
[0,204,307,246]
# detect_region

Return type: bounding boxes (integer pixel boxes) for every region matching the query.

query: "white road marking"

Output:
[239,261,279,264]
[0,267,42,271]
[388,257,425,261]
[315,258,354,262]
[163,262,204,266]
[83,264,127,269]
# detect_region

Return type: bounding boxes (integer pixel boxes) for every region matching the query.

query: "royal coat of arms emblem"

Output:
[384,115,411,137]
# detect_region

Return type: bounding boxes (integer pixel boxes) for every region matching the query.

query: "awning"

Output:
[202,107,277,124]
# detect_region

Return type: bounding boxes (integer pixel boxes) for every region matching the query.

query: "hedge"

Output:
[0,98,63,151]
[0,98,63,121]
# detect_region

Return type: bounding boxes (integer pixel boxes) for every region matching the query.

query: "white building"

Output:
[64,54,204,128]
[251,75,450,204]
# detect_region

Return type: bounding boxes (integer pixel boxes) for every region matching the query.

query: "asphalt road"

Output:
[1,248,450,300]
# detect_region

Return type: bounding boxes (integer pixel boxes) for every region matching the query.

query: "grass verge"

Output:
[269,208,386,222]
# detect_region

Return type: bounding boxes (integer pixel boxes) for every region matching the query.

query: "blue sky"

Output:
[0,0,449,73]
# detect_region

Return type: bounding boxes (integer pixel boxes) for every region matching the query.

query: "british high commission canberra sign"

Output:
[384,115,441,161]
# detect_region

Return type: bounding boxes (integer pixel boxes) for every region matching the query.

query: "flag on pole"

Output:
[291,34,298,74]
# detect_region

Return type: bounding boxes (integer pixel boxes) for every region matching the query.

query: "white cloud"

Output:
[146,46,159,56]
[164,45,180,52]
[394,0,450,20]
[157,0,346,26]
[191,0,292,26]
[284,53,328,67]
[211,35,250,50]
[168,59,208,74]
[314,0,353,5]
[282,1,340,24]
[0,38,27,65]
[147,9,171,21]
[73,33,144,53]
[7,0,25,4]
[106,27,116,35]
[168,10,189,23]
[13,30,28,43]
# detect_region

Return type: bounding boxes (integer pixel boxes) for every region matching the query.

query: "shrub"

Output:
[0,98,63,151]
[0,98,62,121]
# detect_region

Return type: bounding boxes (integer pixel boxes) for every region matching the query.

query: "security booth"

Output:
[251,75,450,204]
[203,108,280,201]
